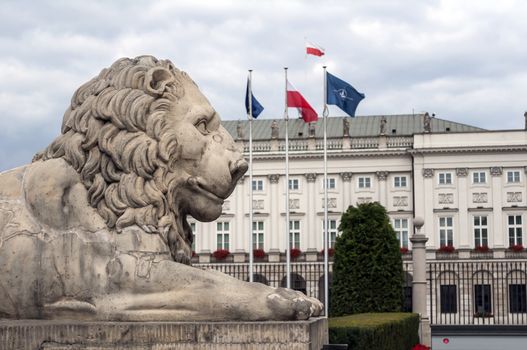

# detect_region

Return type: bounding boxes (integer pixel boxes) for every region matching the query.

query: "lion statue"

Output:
[0,56,322,321]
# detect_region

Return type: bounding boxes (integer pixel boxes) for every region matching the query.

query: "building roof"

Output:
[222,114,485,140]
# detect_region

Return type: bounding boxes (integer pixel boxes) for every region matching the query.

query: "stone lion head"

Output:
[35,55,248,264]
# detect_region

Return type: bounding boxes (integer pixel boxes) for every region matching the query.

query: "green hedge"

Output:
[329,313,419,350]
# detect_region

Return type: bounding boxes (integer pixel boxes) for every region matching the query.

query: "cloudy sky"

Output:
[1,0,526,171]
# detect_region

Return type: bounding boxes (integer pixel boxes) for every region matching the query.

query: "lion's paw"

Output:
[266,288,323,320]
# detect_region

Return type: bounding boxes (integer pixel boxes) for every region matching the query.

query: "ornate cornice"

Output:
[422,168,434,178]
[410,145,527,155]
[250,149,409,161]
[268,174,280,184]
[305,173,317,183]
[456,168,468,177]
[490,166,503,176]
[341,172,352,182]
[376,171,389,181]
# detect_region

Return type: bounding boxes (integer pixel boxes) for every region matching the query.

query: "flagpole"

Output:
[284,67,291,289]
[322,66,329,317]
[248,70,254,283]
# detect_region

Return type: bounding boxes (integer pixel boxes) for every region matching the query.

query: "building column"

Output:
[268,174,280,252]
[411,218,431,347]
[491,167,504,248]
[456,168,469,249]
[376,171,389,207]
[236,177,246,252]
[341,172,352,210]
[305,173,317,249]
[420,167,435,247]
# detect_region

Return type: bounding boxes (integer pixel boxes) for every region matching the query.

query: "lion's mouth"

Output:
[187,177,226,204]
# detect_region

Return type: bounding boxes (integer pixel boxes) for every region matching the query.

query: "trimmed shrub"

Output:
[330,202,404,316]
[329,313,419,350]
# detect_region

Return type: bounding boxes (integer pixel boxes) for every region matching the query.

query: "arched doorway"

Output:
[246,273,269,285]
[281,273,307,295]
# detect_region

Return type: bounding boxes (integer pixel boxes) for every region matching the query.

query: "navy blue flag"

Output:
[326,72,365,117]
[245,79,264,118]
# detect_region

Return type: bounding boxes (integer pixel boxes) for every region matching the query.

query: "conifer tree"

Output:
[330,202,404,316]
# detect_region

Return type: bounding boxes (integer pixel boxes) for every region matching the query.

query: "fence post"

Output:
[411,217,431,346]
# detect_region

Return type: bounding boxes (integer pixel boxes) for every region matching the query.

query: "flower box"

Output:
[290,248,302,259]
[319,248,335,257]
[474,245,490,253]
[437,245,456,253]
[509,244,524,252]
[253,249,266,259]
[212,249,230,260]
[400,247,410,254]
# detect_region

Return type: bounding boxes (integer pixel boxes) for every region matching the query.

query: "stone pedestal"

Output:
[411,233,431,347]
[0,318,328,350]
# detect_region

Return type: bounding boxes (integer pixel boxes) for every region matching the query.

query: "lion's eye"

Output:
[195,119,209,135]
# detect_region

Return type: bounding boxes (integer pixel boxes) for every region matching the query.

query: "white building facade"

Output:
[191,114,527,262]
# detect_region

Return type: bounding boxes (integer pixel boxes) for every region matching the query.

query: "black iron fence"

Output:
[428,260,527,325]
[197,260,527,325]
[195,262,332,306]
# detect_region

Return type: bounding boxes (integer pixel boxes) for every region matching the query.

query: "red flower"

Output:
[437,245,456,253]
[319,248,335,256]
[412,344,430,350]
[212,249,230,260]
[400,247,409,254]
[509,244,524,252]
[253,249,266,259]
[474,245,490,253]
[290,248,302,259]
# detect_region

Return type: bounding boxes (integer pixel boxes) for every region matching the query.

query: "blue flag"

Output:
[245,79,264,118]
[326,72,365,117]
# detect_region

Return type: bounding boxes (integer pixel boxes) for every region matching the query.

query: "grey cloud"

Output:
[1,0,527,171]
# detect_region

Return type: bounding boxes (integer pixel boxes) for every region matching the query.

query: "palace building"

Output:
[191,113,527,261]
[189,113,527,324]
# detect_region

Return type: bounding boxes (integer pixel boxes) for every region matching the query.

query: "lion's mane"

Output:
[36,55,194,263]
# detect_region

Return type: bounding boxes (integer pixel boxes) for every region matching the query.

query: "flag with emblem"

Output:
[326,72,365,117]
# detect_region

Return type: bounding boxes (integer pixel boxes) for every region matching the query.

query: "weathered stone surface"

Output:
[0,56,322,322]
[0,318,328,350]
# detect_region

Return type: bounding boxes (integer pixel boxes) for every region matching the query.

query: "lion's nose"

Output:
[230,158,248,183]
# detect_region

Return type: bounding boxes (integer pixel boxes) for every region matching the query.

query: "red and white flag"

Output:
[306,41,325,57]
[286,80,318,123]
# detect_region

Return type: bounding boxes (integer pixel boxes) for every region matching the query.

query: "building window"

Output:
[438,172,452,185]
[509,284,527,313]
[216,222,230,250]
[394,176,407,188]
[507,171,521,183]
[289,220,300,249]
[439,217,454,247]
[473,171,486,184]
[252,179,263,191]
[473,215,488,247]
[324,177,336,190]
[323,219,339,248]
[252,221,264,250]
[474,284,492,315]
[508,215,523,246]
[394,218,409,248]
[289,179,299,191]
[358,177,371,189]
[190,222,196,252]
[440,285,458,313]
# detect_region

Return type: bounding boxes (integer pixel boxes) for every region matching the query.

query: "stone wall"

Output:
[0,318,328,350]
